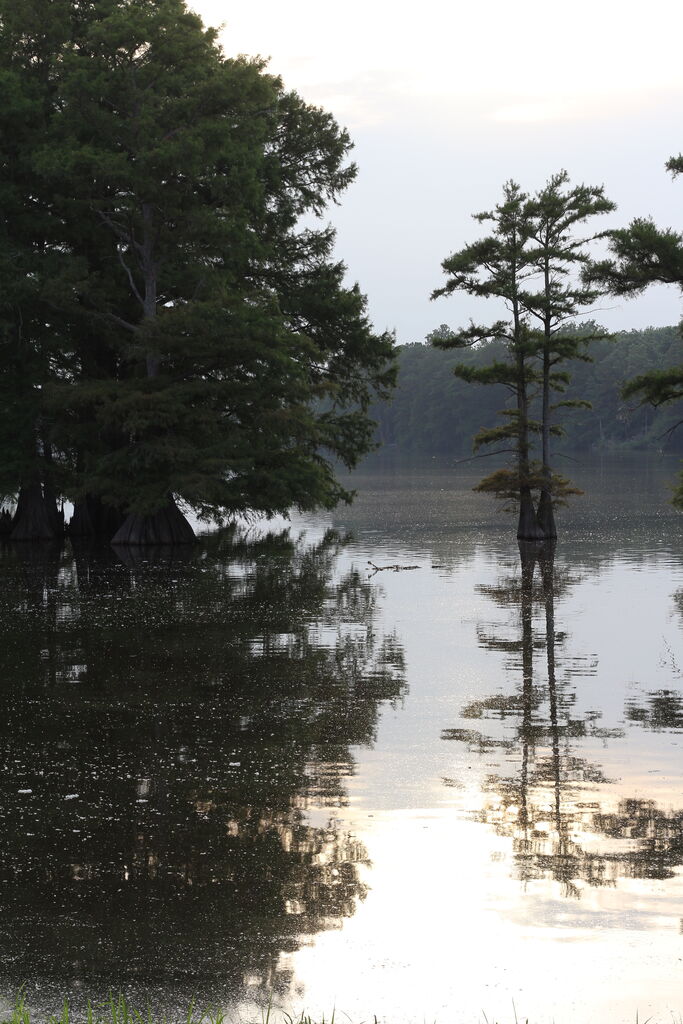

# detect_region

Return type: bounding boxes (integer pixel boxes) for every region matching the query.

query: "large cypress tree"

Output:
[0,2,76,540]
[0,0,395,543]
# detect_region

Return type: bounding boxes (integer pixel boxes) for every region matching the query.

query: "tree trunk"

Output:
[111,496,195,546]
[69,494,127,540]
[517,487,545,540]
[43,481,64,538]
[537,299,557,540]
[536,488,557,539]
[41,441,64,538]
[10,482,63,541]
[514,313,543,540]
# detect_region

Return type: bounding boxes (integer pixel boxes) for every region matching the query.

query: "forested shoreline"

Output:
[370,324,683,457]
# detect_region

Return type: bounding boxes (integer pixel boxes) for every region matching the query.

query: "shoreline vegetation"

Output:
[369,325,683,459]
[0,995,674,1024]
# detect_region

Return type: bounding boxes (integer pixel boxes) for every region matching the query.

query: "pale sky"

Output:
[193,0,683,343]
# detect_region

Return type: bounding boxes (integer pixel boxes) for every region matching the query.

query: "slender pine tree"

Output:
[431,181,545,539]
[522,171,614,537]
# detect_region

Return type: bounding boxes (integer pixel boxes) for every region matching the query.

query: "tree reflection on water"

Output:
[0,529,405,1001]
[443,542,683,898]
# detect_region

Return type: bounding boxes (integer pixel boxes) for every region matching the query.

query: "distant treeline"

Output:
[370,325,683,456]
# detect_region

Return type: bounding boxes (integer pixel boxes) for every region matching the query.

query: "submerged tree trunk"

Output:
[10,482,63,541]
[518,488,544,541]
[536,488,557,539]
[111,496,195,546]
[41,441,64,538]
[43,481,64,538]
[69,494,127,540]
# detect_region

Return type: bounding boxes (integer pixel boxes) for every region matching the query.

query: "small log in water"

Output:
[367,560,420,574]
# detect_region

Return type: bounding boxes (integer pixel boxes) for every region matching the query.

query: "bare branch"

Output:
[453,448,519,465]
[116,244,144,307]
[656,418,683,441]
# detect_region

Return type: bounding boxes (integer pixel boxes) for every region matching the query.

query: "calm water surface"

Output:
[2,455,683,1023]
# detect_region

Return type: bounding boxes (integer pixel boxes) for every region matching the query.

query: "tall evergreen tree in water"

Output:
[430,181,545,540]
[0,0,395,542]
[590,154,683,505]
[522,171,615,537]
[0,2,76,540]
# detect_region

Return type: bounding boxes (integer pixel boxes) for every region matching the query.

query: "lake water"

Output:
[1,454,683,1024]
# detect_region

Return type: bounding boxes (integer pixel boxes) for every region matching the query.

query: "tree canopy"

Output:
[0,0,395,543]
[589,154,683,504]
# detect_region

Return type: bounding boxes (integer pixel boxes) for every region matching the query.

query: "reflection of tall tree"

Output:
[0,530,405,997]
[443,544,683,898]
[538,543,566,862]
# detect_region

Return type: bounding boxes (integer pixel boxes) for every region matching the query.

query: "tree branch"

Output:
[656,418,683,441]
[116,244,144,307]
[453,448,519,465]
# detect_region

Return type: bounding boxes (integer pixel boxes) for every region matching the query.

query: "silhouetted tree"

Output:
[589,153,683,503]
[431,181,544,539]
[523,171,615,535]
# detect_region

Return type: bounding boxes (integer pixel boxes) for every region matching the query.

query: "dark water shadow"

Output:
[0,528,406,1008]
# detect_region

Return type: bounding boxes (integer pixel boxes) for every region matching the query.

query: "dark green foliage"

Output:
[368,325,683,457]
[0,17,72,511]
[371,338,509,454]
[0,0,395,537]
[589,155,683,505]
[590,219,683,295]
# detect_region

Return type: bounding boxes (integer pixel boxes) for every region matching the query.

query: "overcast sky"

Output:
[193,0,683,344]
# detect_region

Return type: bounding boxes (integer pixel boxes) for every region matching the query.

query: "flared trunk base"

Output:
[111,499,195,546]
[10,483,63,541]
[517,492,545,541]
[69,495,126,540]
[536,488,557,539]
